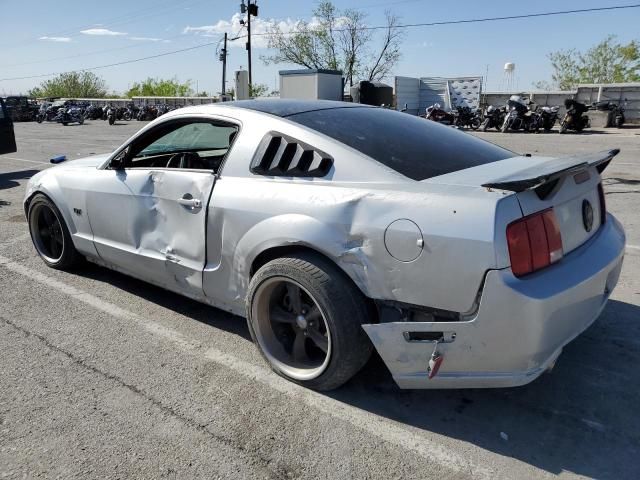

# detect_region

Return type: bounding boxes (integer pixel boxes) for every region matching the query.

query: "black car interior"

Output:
[121,119,239,172]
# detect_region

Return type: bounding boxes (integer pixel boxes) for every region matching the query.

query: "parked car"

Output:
[3,96,37,122]
[0,97,17,154]
[23,100,625,391]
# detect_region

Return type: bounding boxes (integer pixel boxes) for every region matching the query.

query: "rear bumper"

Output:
[363,214,626,389]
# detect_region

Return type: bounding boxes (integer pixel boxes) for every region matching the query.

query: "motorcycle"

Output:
[559,99,590,133]
[501,95,541,133]
[480,105,506,131]
[593,100,626,128]
[453,106,482,130]
[84,105,103,120]
[424,103,455,125]
[137,105,157,121]
[155,104,170,118]
[106,105,116,125]
[37,102,66,123]
[57,106,85,126]
[122,104,138,121]
[538,105,560,132]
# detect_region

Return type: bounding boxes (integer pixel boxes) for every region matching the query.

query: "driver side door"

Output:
[0,98,17,154]
[86,117,239,297]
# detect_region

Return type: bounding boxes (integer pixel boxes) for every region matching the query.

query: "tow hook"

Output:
[428,339,444,379]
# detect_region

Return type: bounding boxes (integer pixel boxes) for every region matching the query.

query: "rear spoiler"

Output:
[482,149,619,192]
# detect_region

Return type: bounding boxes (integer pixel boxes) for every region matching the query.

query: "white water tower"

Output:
[503,62,515,91]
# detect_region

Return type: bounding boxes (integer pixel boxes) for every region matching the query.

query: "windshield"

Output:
[286,107,514,181]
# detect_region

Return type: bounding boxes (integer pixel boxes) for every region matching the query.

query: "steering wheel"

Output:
[165,152,200,169]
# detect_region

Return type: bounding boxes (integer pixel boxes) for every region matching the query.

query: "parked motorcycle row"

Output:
[33,101,177,126]
[422,95,628,133]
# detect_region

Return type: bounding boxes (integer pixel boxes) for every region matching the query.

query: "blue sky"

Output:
[1,0,639,96]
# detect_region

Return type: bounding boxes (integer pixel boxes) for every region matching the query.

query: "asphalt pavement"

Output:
[1,119,639,479]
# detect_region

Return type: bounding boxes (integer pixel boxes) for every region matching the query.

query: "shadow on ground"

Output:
[0,169,40,192]
[72,261,640,479]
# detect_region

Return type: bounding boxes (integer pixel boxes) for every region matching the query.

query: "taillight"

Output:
[597,182,606,225]
[506,208,563,277]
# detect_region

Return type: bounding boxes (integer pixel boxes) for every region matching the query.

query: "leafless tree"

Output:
[264,2,404,87]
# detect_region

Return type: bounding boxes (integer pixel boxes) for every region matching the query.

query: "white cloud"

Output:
[183,13,303,49]
[39,36,72,42]
[130,36,165,42]
[80,28,127,36]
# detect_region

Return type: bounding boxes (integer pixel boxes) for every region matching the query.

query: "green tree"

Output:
[126,77,193,97]
[28,71,108,98]
[264,1,403,87]
[249,83,269,97]
[536,35,640,90]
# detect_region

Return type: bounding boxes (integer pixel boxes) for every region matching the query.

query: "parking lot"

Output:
[1,120,639,479]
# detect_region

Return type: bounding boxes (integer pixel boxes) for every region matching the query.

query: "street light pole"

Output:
[221,33,228,95]
[240,1,258,94]
[247,6,252,88]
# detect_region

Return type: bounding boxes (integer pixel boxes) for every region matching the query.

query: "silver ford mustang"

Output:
[24,100,626,390]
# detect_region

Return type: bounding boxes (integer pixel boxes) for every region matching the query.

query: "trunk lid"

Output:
[426,149,617,257]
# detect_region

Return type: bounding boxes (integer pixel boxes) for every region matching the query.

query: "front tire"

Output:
[247,253,372,391]
[28,194,81,270]
[559,121,567,134]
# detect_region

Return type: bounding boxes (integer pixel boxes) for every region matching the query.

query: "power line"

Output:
[2,3,639,82]
[254,3,640,36]
[4,33,187,68]
[0,41,221,82]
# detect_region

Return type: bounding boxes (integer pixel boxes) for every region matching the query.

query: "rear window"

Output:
[287,107,514,180]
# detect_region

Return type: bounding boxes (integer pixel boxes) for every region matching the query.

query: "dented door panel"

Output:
[86,168,215,295]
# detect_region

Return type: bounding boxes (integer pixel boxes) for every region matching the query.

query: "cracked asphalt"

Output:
[0,119,639,479]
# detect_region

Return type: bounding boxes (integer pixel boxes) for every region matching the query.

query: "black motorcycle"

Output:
[559,99,590,133]
[122,104,138,121]
[501,95,541,133]
[480,105,506,131]
[57,106,84,126]
[453,106,482,130]
[593,100,626,128]
[155,104,170,118]
[84,105,103,120]
[137,105,157,121]
[538,105,560,132]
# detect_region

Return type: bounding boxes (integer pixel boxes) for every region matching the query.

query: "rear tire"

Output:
[28,194,82,270]
[247,253,372,391]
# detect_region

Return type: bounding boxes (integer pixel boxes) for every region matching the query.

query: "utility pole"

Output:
[219,33,228,96]
[240,1,258,93]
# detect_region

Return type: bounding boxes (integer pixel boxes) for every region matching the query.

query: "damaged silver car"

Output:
[24,100,625,390]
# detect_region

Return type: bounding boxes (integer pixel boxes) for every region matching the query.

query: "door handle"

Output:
[177,196,202,209]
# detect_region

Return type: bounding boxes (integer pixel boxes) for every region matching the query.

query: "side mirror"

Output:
[109,148,128,170]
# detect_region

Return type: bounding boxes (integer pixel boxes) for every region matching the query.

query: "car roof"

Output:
[214,99,372,117]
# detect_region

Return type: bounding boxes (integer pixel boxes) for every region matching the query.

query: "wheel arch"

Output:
[249,244,379,323]
[24,183,79,240]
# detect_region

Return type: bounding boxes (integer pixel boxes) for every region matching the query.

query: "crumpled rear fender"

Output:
[203,212,375,315]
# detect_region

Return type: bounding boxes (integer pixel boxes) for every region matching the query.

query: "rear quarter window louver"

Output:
[250,132,333,177]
